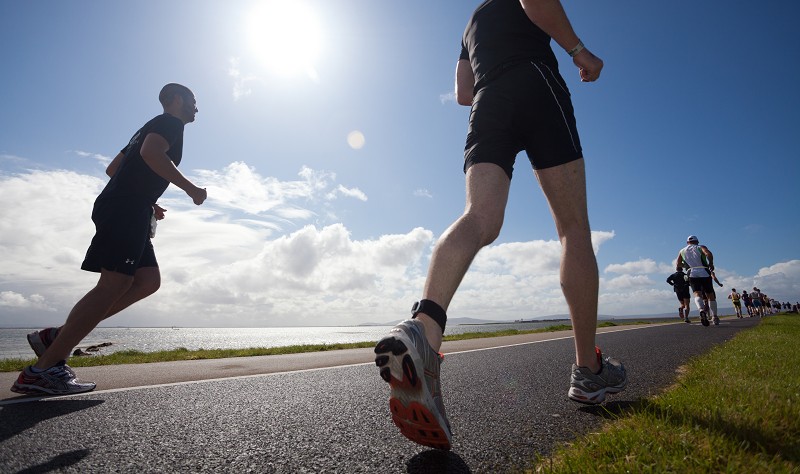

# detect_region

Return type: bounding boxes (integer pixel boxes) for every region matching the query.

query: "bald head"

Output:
[159,83,193,108]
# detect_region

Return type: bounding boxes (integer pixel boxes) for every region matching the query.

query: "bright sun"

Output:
[247,1,322,79]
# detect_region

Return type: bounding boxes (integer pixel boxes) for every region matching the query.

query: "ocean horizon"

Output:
[1,320,580,360]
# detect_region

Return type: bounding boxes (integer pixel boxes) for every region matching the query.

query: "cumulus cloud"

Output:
[753,260,800,300]
[1,166,798,328]
[603,274,656,291]
[604,258,673,275]
[0,291,55,311]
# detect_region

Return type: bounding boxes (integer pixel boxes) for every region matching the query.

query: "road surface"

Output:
[0,317,758,473]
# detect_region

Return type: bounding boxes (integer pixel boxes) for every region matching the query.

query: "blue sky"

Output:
[1,0,798,328]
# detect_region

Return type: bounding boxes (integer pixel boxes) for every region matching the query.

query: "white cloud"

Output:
[0,291,55,311]
[1,167,798,328]
[604,258,672,275]
[439,92,456,104]
[327,185,367,202]
[73,150,113,167]
[229,57,256,100]
[413,189,433,198]
[194,163,348,224]
[753,260,800,301]
[602,274,656,291]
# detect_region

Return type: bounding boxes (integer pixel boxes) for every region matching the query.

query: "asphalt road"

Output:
[0,317,759,473]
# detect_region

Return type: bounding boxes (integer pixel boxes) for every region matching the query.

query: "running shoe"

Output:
[685,316,691,324]
[27,327,60,357]
[11,364,96,395]
[713,316,720,325]
[568,347,627,405]
[374,319,452,450]
[700,311,710,327]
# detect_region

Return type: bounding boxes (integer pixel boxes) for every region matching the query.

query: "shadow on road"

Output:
[578,399,645,419]
[407,449,471,473]
[13,449,92,474]
[0,399,104,443]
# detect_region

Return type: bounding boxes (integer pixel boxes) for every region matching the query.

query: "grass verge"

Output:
[0,319,643,373]
[524,314,800,473]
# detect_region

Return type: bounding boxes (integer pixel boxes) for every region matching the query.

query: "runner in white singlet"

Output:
[676,235,718,326]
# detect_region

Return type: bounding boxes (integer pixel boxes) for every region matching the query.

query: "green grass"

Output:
[524,314,800,473]
[0,319,652,373]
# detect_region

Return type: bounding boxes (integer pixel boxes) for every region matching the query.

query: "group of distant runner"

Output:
[667,235,798,325]
[727,287,781,318]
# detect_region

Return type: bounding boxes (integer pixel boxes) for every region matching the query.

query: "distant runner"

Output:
[741,290,754,317]
[666,269,692,323]
[728,288,743,318]
[676,235,718,326]
[750,287,764,317]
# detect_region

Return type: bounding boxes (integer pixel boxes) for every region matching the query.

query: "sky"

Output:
[1,0,798,328]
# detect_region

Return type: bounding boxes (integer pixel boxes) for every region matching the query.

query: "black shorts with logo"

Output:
[81,197,157,276]
[464,61,583,179]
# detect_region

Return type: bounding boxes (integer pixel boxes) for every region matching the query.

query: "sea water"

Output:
[0,321,570,360]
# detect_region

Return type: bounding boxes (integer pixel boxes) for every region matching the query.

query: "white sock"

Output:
[710,300,718,317]
[695,296,705,311]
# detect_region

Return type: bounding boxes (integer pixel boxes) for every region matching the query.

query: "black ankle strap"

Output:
[412,299,447,333]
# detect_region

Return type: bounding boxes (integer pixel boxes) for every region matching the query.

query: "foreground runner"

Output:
[375,0,627,450]
[12,84,207,396]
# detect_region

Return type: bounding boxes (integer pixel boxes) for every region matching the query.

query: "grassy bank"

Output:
[0,320,632,373]
[525,313,800,473]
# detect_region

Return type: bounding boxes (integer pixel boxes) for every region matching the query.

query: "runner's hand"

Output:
[573,48,603,82]
[153,203,167,220]
[187,185,207,205]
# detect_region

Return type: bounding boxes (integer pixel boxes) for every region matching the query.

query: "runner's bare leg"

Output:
[417,163,510,350]
[535,158,600,372]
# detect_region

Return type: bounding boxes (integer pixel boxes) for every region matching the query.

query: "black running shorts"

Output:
[81,197,158,276]
[464,61,583,179]
[689,277,715,296]
[675,288,690,301]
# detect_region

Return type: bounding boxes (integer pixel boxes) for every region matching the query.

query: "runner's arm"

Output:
[455,59,474,106]
[106,152,125,178]
[700,245,715,269]
[139,132,207,205]
[518,0,603,82]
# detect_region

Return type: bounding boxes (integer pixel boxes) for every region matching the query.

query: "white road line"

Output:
[0,324,664,406]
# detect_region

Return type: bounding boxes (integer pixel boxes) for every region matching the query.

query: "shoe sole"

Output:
[568,381,626,405]
[10,383,96,396]
[374,334,451,450]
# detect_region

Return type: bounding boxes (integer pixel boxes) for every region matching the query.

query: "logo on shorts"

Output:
[125,259,135,265]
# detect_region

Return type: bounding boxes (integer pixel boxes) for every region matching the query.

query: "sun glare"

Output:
[247,1,322,79]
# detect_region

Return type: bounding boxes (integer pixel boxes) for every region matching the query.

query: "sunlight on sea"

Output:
[0,322,568,360]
